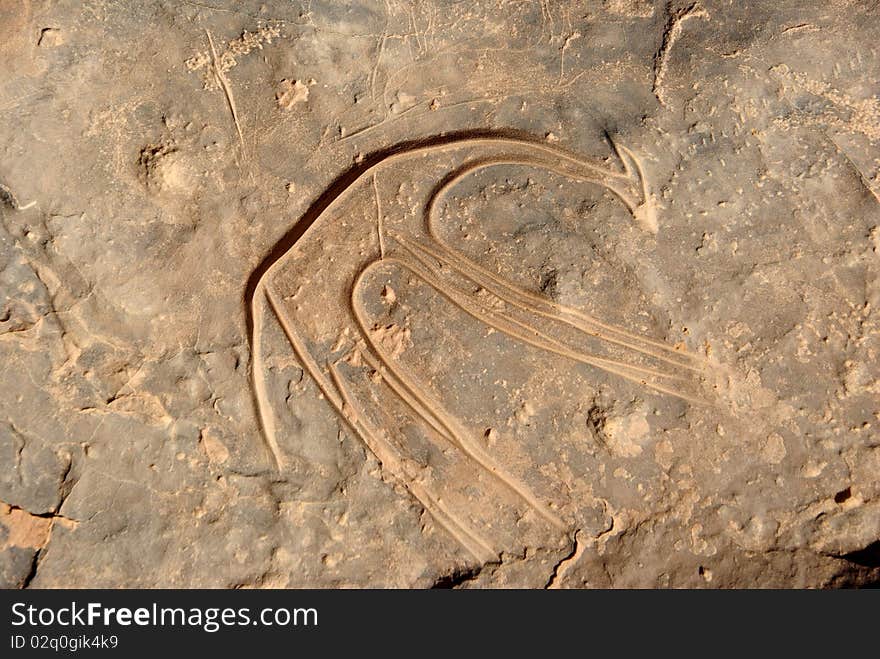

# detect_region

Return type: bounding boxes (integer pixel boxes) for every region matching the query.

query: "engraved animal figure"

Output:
[246,129,708,563]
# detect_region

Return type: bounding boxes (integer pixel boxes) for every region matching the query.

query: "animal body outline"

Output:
[246,128,708,563]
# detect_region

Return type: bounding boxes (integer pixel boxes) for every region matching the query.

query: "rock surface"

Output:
[0,0,878,588]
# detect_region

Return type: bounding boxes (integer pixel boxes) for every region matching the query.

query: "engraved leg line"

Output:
[326,360,500,565]
[351,264,568,531]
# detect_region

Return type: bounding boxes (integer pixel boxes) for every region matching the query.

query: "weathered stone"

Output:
[0,0,877,588]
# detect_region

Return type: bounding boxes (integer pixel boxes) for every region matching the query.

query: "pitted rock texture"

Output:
[0,0,878,588]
